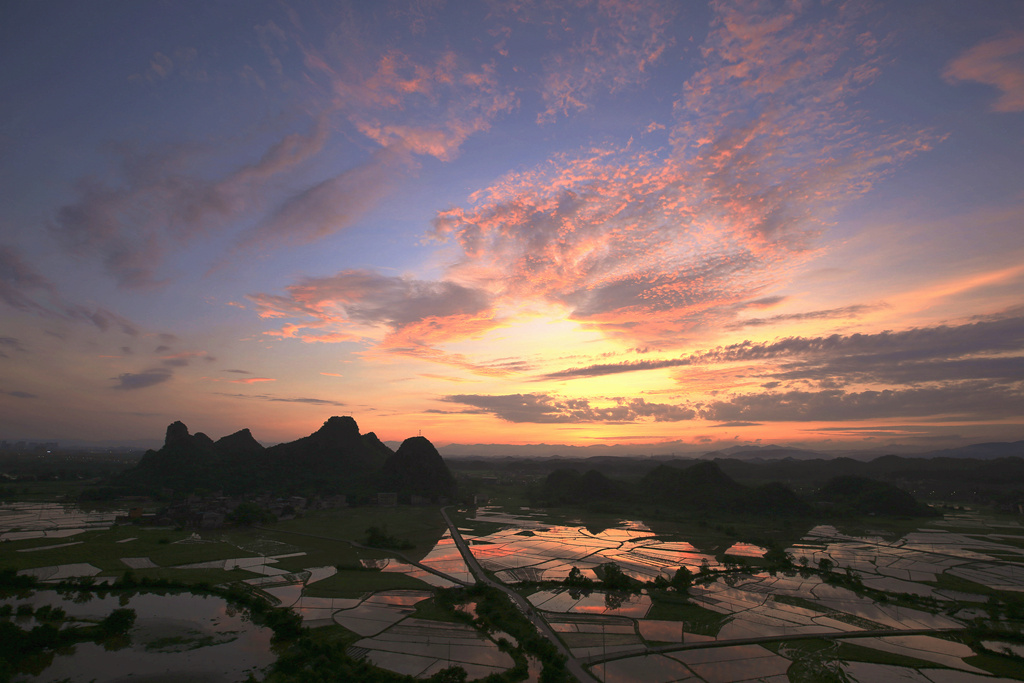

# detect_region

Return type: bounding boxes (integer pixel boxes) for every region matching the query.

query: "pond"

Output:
[3,590,276,682]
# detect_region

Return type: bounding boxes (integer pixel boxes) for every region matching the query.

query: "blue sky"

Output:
[2,0,1023,450]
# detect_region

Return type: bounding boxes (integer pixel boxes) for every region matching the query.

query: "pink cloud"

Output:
[249,271,504,367]
[944,30,1024,112]
[230,377,276,384]
[429,0,936,347]
[306,44,517,161]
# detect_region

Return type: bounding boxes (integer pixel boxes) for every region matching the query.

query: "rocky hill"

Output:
[537,458,932,517]
[639,461,810,515]
[123,416,454,500]
[379,436,458,502]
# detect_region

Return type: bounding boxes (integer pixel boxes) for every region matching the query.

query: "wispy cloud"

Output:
[727,304,884,329]
[701,383,1024,422]
[944,30,1024,112]
[0,245,141,335]
[3,390,37,399]
[542,356,693,381]
[49,121,330,287]
[112,369,174,390]
[0,337,27,358]
[542,313,1024,383]
[442,392,696,424]
[160,351,216,367]
[231,148,400,252]
[214,392,345,407]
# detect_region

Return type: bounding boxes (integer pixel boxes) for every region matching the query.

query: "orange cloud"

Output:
[249,271,507,369]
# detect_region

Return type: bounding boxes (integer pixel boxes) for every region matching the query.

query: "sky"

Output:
[2,0,1023,452]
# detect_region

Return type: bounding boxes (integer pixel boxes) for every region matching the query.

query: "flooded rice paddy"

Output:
[5,502,1024,681]
[0,502,125,542]
[454,507,1024,682]
[463,506,718,584]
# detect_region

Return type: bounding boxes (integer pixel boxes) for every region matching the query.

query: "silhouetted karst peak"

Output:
[164,421,191,448]
[125,415,406,496]
[215,428,264,455]
[313,416,361,445]
[265,415,383,480]
[380,436,457,502]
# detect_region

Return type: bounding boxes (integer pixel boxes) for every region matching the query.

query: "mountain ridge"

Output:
[122,416,456,501]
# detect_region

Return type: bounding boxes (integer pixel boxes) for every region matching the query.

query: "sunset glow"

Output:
[2,1,1023,451]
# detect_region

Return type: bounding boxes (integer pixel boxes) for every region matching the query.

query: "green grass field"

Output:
[301,568,434,597]
[1,504,456,596]
[0,526,243,575]
[644,591,727,636]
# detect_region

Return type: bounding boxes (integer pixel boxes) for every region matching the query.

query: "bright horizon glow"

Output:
[1,1,1023,452]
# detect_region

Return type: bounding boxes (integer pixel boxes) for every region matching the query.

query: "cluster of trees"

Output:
[0,599,135,682]
[434,584,571,683]
[364,525,414,551]
[564,562,691,596]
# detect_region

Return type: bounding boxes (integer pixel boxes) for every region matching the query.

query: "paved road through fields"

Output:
[440,506,600,683]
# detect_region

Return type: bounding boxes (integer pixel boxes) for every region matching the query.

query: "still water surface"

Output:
[6,591,275,682]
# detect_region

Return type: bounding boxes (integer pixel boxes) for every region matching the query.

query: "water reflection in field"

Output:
[0,502,125,541]
[458,507,1024,682]
[3,590,274,682]
[724,542,767,558]
[529,588,652,617]
[363,557,462,588]
[9,502,1024,682]
[463,507,718,584]
[417,530,474,583]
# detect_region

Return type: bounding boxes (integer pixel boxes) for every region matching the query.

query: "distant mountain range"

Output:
[539,460,934,517]
[440,440,1024,461]
[696,441,1024,462]
[121,416,457,501]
